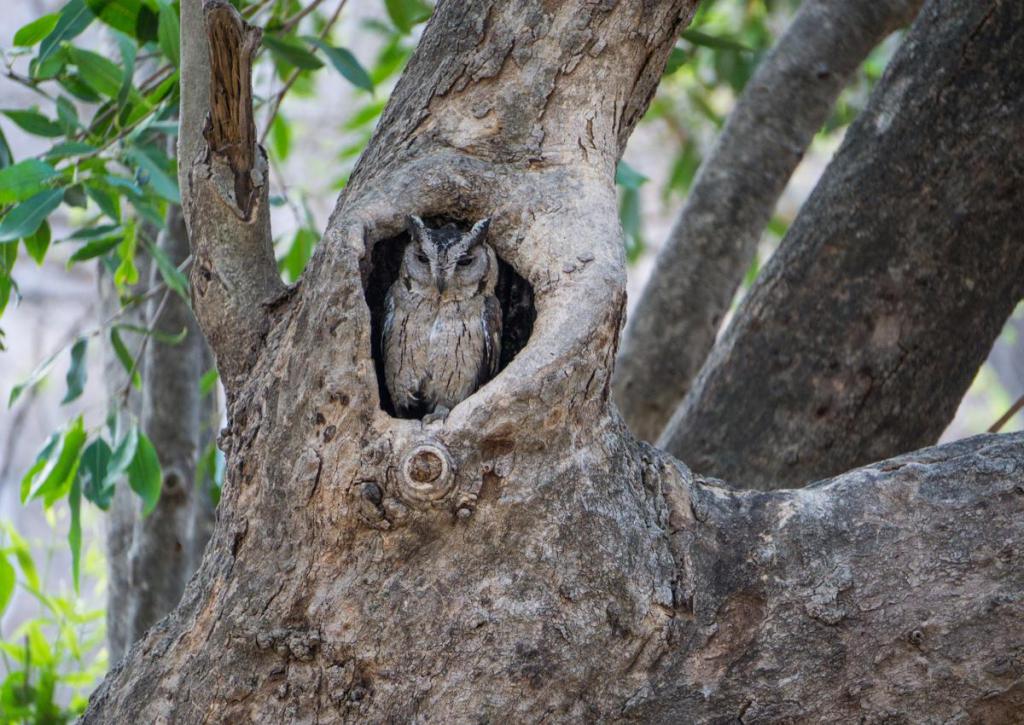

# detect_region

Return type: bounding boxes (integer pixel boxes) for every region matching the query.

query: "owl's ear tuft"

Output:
[465,218,491,247]
[407,215,428,243]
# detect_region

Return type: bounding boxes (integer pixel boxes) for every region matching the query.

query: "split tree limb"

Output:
[614,0,923,443]
[660,0,1024,490]
[184,0,284,395]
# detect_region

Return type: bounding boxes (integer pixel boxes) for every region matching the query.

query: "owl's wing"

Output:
[479,295,502,385]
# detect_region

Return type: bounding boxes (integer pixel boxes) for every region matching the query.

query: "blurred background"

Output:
[0,0,1020,716]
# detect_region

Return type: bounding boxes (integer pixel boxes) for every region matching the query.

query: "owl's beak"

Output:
[436,273,447,294]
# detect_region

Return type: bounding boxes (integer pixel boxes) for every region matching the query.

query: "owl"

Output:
[382,215,502,420]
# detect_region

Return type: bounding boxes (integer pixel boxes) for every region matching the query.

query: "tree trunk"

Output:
[614,0,922,443]
[84,0,1024,721]
[110,205,210,662]
[659,0,1024,490]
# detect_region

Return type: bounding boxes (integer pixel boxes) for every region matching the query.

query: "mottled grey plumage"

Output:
[383,216,501,418]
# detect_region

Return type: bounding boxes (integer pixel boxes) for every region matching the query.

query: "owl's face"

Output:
[402,216,492,298]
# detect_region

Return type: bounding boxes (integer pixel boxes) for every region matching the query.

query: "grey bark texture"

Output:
[98,252,149,663]
[660,0,1024,490]
[84,0,1024,721]
[614,0,923,443]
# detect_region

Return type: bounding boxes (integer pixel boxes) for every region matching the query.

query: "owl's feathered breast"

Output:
[382,282,502,417]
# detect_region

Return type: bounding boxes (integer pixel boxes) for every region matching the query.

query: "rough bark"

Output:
[660,0,1024,490]
[84,0,1024,721]
[614,0,922,443]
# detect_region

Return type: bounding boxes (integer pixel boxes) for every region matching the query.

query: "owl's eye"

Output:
[456,254,474,267]
[415,252,429,264]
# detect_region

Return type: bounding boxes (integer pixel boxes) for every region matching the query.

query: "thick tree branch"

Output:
[660,0,1024,489]
[615,0,922,443]
[184,0,284,394]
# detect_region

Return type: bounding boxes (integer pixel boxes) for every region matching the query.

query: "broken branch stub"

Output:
[203,0,261,217]
[187,0,284,394]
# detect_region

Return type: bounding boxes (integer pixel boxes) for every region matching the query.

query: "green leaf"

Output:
[615,160,648,191]
[199,367,219,397]
[116,322,188,345]
[64,184,89,209]
[24,415,86,506]
[681,29,752,53]
[263,35,323,70]
[56,95,81,134]
[0,160,60,205]
[24,220,51,264]
[68,234,122,264]
[8,348,61,408]
[620,186,644,263]
[44,140,98,161]
[0,127,13,169]
[110,326,141,388]
[86,0,158,41]
[127,432,161,515]
[4,524,40,590]
[102,423,138,492]
[307,39,373,92]
[279,227,317,283]
[145,239,190,302]
[39,0,96,64]
[14,14,61,47]
[59,72,104,102]
[383,0,431,33]
[0,556,14,616]
[62,337,88,404]
[1,109,63,138]
[126,146,180,203]
[80,438,114,509]
[85,184,121,222]
[0,189,63,243]
[269,113,291,161]
[114,219,139,289]
[19,433,59,503]
[663,46,687,76]
[67,46,125,98]
[157,1,180,66]
[68,471,82,592]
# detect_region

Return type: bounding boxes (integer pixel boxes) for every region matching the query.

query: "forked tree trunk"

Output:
[614,0,922,443]
[659,0,1024,490]
[84,0,1024,721]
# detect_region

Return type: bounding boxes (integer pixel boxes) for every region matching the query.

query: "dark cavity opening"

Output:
[363,218,536,419]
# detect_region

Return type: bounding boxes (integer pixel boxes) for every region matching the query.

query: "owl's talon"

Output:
[422,406,450,425]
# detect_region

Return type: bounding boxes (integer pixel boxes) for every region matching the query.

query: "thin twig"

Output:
[259,0,348,144]
[279,0,329,33]
[988,394,1024,433]
[119,285,173,405]
[3,70,56,102]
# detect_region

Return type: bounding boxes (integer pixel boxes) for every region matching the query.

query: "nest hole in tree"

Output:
[363,218,536,419]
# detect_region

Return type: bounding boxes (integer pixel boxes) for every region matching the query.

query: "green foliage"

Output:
[0,525,107,723]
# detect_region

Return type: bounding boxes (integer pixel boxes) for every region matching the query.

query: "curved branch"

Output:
[660,0,1024,489]
[614,0,923,443]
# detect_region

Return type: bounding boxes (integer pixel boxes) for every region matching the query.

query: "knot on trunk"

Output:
[398,441,455,507]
